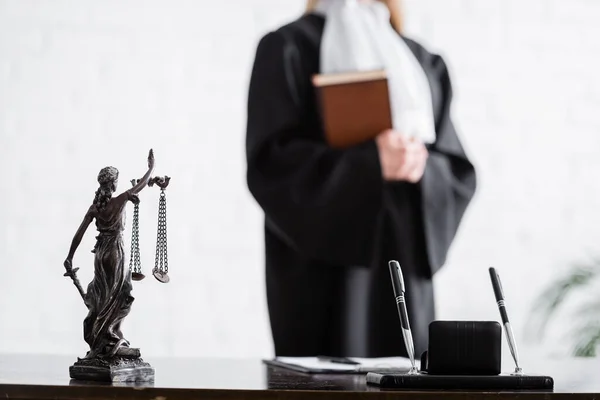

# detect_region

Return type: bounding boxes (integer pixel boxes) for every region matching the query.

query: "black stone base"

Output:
[69,353,154,383]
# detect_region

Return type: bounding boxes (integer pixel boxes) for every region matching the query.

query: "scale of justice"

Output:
[62,149,170,383]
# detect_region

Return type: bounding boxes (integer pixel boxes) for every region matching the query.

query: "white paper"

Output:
[274,356,416,372]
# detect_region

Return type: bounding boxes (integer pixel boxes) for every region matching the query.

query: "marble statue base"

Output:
[69,348,154,383]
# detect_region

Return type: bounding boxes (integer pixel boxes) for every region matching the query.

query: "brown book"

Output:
[312,69,392,148]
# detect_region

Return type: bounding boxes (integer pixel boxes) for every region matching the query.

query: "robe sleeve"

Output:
[245,30,385,266]
[420,53,477,275]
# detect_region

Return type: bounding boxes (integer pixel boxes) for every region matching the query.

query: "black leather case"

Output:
[366,372,554,390]
[426,320,502,375]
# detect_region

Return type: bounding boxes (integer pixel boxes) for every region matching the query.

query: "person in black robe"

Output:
[245,3,477,358]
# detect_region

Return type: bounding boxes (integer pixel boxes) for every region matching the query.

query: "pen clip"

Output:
[489,267,505,300]
[389,260,405,293]
[495,270,505,298]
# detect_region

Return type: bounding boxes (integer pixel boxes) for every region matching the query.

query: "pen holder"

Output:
[421,321,502,375]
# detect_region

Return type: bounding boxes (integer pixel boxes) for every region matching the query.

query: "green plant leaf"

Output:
[573,297,600,323]
[569,296,600,357]
[571,322,600,357]
[525,261,599,341]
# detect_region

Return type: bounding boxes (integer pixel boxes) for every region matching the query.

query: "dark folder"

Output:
[366,372,554,391]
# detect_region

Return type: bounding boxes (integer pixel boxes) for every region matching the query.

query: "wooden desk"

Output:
[0,353,598,399]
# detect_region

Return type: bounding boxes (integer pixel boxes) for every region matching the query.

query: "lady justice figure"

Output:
[64,149,155,360]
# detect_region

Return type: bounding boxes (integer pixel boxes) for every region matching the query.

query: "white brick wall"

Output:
[1,0,599,362]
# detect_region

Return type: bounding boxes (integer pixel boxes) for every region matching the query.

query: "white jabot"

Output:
[313,0,436,144]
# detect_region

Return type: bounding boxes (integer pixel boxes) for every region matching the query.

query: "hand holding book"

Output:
[376,130,428,183]
[312,69,428,183]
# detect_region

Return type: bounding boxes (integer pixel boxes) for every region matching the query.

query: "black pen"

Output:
[388,260,418,374]
[317,356,360,365]
[489,267,523,375]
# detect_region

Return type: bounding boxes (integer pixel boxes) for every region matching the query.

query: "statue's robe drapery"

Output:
[84,197,134,359]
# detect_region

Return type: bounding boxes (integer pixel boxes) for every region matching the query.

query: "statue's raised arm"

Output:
[130,149,155,195]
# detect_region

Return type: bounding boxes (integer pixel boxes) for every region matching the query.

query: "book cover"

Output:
[312,69,392,148]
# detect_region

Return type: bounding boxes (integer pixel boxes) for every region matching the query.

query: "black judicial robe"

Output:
[245,13,477,358]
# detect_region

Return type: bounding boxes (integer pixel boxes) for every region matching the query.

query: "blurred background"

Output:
[1,0,599,363]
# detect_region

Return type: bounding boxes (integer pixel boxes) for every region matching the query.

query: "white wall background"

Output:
[1,0,599,362]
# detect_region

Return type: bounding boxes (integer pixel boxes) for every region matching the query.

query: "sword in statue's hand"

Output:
[63,259,86,303]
